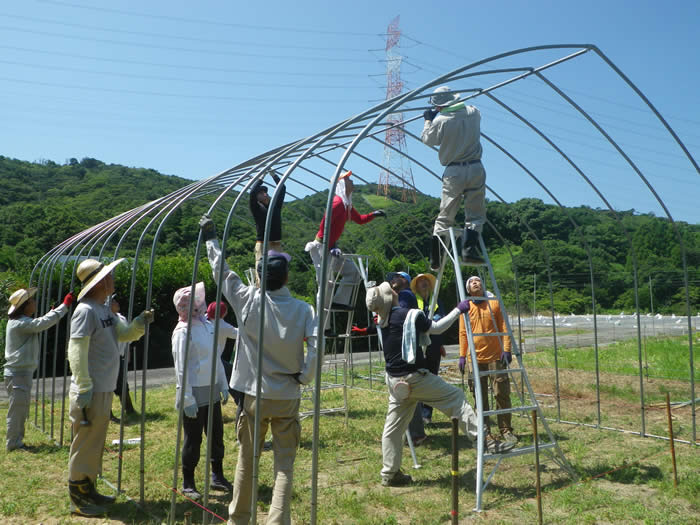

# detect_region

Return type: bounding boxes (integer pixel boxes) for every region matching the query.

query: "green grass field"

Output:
[0,364,698,524]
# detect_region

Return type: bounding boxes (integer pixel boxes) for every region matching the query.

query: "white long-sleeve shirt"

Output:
[206,238,317,400]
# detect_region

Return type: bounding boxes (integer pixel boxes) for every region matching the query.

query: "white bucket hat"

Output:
[8,287,37,315]
[430,86,460,107]
[365,281,394,328]
[76,258,125,301]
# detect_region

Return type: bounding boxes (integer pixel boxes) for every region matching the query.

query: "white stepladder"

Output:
[300,253,368,426]
[437,227,576,511]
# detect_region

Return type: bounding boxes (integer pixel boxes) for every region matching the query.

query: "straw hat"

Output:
[76,258,125,301]
[365,281,394,328]
[8,287,37,315]
[410,273,437,295]
[430,86,460,107]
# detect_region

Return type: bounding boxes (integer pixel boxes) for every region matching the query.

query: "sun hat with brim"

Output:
[430,86,460,107]
[410,273,437,295]
[76,258,125,301]
[365,281,394,328]
[338,170,353,180]
[8,287,37,315]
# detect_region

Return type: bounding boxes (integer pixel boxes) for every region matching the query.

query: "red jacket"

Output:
[316,196,376,250]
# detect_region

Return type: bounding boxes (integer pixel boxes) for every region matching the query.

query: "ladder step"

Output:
[471,332,509,337]
[484,405,537,417]
[479,367,523,376]
[324,359,347,365]
[483,442,555,460]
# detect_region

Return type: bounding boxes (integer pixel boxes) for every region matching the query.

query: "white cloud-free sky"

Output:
[1,0,698,222]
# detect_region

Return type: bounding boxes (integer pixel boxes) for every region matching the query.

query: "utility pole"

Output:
[649,276,654,314]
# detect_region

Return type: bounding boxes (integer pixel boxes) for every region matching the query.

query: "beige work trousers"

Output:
[381,370,479,481]
[4,374,32,451]
[433,163,486,236]
[228,396,300,525]
[68,391,113,482]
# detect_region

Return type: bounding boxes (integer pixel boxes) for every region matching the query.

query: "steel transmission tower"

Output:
[377,16,416,203]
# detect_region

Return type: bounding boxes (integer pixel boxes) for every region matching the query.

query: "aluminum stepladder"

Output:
[300,253,367,425]
[438,227,576,511]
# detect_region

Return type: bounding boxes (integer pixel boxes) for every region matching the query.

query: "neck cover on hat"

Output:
[336,177,352,216]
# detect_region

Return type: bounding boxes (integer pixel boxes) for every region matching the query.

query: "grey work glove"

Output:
[76,389,93,409]
[423,109,438,121]
[372,210,386,218]
[220,386,229,405]
[184,403,198,419]
[199,214,217,241]
[329,248,342,258]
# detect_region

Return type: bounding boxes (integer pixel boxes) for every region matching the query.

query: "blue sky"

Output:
[1,0,698,223]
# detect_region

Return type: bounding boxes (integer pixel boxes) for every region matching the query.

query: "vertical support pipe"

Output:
[665,392,678,488]
[451,418,459,525]
[532,410,543,525]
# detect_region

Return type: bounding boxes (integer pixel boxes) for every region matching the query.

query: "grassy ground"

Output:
[0,363,698,524]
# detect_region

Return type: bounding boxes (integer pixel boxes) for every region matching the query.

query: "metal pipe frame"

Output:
[26,44,697,523]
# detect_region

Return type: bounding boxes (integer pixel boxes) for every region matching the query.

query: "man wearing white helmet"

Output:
[421,85,486,269]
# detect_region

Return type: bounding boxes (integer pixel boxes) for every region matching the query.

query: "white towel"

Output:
[402,309,431,364]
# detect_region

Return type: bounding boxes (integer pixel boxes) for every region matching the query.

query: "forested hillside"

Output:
[1,155,698,318]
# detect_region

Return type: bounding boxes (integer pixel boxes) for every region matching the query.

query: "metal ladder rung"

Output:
[483,442,556,460]
[324,359,347,365]
[483,405,537,417]
[471,332,509,337]
[479,367,524,376]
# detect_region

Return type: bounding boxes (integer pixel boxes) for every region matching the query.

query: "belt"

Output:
[448,159,481,166]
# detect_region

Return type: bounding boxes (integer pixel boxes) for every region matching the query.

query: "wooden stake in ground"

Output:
[665,392,678,488]
[451,418,458,524]
[532,410,543,525]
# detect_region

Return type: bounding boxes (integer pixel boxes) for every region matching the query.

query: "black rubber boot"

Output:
[182,469,201,501]
[69,479,106,517]
[210,460,233,492]
[87,478,116,506]
[462,228,485,265]
[430,236,441,271]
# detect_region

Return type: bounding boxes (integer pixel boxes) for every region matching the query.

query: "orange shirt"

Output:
[459,299,511,363]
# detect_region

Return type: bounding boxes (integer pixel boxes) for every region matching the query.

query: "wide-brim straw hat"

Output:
[410,273,437,295]
[365,281,394,328]
[429,86,460,107]
[8,287,37,315]
[76,258,125,301]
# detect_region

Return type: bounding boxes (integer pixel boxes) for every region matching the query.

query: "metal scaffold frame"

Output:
[24,44,697,523]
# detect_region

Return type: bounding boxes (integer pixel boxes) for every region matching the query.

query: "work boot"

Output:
[210,460,233,492]
[87,478,116,506]
[381,470,413,487]
[430,236,441,271]
[69,479,106,517]
[501,429,519,445]
[461,228,485,265]
[182,469,201,501]
[486,433,515,454]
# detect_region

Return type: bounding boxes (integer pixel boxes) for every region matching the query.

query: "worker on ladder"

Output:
[305,170,386,313]
[459,276,518,445]
[421,85,486,269]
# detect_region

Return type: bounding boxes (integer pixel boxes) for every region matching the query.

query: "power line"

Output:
[0,45,361,78]
[0,59,376,90]
[0,25,377,63]
[0,12,371,52]
[36,0,379,36]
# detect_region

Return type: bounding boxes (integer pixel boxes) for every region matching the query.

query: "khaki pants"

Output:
[228,396,300,525]
[433,163,486,236]
[468,360,512,433]
[5,375,32,451]
[381,370,479,481]
[254,241,283,287]
[68,391,113,482]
